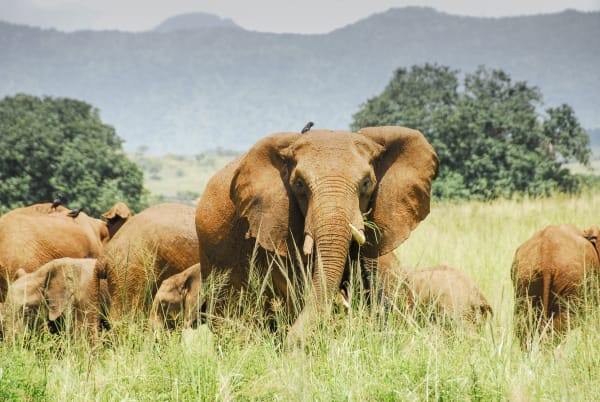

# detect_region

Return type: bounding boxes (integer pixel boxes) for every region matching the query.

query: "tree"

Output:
[352,64,591,199]
[0,94,147,215]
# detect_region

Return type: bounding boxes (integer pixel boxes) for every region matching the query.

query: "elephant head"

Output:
[230,126,438,333]
[148,263,202,330]
[4,267,65,333]
[3,259,87,335]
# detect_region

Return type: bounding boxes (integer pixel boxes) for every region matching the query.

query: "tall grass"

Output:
[2,192,600,400]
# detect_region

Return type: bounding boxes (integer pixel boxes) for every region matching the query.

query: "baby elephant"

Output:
[2,257,108,337]
[148,263,202,330]
[384,265,492,324]
[511,224,600,346]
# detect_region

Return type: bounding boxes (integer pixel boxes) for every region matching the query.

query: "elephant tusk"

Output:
[303,234,314,255]
[339,289,351,312]
[349,223,366,245]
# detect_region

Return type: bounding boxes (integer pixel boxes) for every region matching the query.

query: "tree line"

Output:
[0,64,594,213]
[0,94,146,215]
[352,64,592,199]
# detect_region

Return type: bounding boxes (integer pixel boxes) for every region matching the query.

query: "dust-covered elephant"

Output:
[382,265,492,324]
[195,126,438,339]
[511,224,600,346]
[148,263,201,330]
[95,203,200,323]
[0,202,130,301]
[1,258,108,338]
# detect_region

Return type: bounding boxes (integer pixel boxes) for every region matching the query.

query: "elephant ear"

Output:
[102,202,131,238]
[584,225,600,258]
[45,263,77,321]
[231,133,302,255]
[13,268,28,280]
[358,126,439,257]
[584,225,600,244]
[102,202,131,220]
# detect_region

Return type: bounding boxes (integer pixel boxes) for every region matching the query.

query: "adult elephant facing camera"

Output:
[195,126,438,338]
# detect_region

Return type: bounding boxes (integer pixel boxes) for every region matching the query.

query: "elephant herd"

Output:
[0,126,598,349]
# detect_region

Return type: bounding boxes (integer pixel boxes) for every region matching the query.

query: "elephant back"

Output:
[99,203,200,319]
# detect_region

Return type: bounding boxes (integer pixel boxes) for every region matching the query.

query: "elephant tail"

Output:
[541,269,552,321]
[95,258,107,280]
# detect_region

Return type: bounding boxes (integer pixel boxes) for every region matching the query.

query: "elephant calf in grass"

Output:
[380,263,492,325]
[404,265,492,324]
[148,263,202,331]
[1,258,109,338]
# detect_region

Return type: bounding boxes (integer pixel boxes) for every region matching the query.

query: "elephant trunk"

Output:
[312,220,352,304]
[289,180,361,340]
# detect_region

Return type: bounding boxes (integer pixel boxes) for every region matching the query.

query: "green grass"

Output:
[2,192,600,400]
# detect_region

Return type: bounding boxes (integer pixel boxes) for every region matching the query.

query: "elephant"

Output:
[511,224,600,346]
[1,258,109,338]
[0,202,130,301]
[381,265,492,324]
[94,203,200,323]
[148,263,202,330]
[195,126,438,339]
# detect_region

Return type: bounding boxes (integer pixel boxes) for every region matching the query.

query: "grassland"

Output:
[2,190,600,400]
[131,151,237,205]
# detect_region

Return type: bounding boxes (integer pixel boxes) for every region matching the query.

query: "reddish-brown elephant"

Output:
[511,224,600,346]
[95,203,200,323]
[0,202,130,301]
[195,126,438,340]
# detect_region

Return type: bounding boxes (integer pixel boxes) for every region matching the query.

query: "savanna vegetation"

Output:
[1,64,600,400]
[2,193,600,400]
[0,94,146,215]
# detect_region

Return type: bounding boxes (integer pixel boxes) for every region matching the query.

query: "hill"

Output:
[0,7,598,154]
[153,13,240,32]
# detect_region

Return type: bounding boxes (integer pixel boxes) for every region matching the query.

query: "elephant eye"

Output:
[360,177,372,194]
[294,177,305,191]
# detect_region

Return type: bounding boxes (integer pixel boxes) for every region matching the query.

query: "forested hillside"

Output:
[0,7,598,154]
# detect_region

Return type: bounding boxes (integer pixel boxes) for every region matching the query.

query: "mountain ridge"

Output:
[0,7,598,154]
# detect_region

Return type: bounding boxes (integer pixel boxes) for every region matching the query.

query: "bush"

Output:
[0,94,147,215]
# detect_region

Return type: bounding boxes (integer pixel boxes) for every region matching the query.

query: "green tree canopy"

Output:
[352,64,591,199]
[0,94,147,215]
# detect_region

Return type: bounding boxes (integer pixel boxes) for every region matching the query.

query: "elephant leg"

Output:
[359,253,399,312]
[0,277,7,303]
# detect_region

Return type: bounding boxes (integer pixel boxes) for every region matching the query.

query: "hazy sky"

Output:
[1,0,599,33]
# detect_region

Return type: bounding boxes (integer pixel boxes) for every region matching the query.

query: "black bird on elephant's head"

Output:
[67,207,83,218]
[51,194,64,210]
[301,121,314,134]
